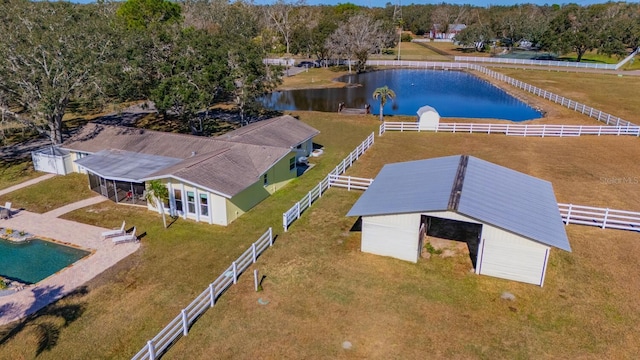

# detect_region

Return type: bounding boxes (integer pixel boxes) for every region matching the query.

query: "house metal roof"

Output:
[347,155,571,252]
[74,150,182,182]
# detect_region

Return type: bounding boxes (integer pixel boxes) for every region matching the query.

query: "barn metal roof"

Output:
[74,150,182,182]
[347,155,571,252]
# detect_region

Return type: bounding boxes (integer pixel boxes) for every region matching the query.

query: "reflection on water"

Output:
[260,69,542,121]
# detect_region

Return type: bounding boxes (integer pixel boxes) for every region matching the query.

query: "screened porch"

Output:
[88,172,148,206]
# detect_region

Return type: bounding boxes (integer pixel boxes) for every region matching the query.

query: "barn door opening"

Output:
[422,215,482,268]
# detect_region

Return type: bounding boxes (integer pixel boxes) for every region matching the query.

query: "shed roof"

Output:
[347,155,571,252]
[417,105,439,116]
[75,150,182,182]
[216,115,320,148]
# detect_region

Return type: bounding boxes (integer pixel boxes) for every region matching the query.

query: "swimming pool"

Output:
[260,69,542,121]
[0,238,90,284]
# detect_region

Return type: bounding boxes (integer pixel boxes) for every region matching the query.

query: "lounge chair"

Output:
[112,227,137,244]
[1,202,11,219]
[101,221,126,239]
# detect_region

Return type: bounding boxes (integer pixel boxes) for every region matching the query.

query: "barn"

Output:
[346,155,571,286]
[416,105,440,130]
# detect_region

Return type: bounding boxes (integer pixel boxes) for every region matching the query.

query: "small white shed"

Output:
[347,155,571,286]
[31,146,73,175]
[416,105,440,130]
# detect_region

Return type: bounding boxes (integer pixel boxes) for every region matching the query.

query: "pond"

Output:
[261,69,542,121]
[0,238,90,284]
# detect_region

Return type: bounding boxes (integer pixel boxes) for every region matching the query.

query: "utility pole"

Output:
[394,0,403,61]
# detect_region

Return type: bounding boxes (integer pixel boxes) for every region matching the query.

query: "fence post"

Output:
[565,204,572,225]
[283,213,288,232]
[252,243,257,263]
[254,270,259,292]
[268,227,273,246]
[232,261,238,284]
[148,341,156,360]
[308,191,312,208]
[602,208,609,229]
[347,176,351,191]
[209,283,216,307]
[181,309,189,336]
[296,202,301,219]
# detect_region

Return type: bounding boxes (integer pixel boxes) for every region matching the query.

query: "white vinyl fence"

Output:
[379,122,640,137]
[263,58,295,66]
[283,133,375,231]
[454,56,617,70]
[131,228,274,360]
[559,204,640,232]
[327,174,373,190]
[468,64,637,128]
[365,60,637,128]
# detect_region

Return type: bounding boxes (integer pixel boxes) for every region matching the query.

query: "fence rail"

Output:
[379,122,640,137]
[328,174,373,190]
[263,58,295,66]
[283,133,375,231]
[559,204,640,232]
[454,56,617,70]
[467,64,637,128]
[364,60,637,128]
[131,228,274,360]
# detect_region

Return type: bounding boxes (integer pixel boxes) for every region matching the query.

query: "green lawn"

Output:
[0,173,94,214]
[0,159,40,191]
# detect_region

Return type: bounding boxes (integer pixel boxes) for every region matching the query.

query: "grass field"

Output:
[1,67,640,359]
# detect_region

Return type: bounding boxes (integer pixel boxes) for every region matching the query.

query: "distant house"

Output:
[57,115,319,226]
[347,155,571,286]
[429,24,467,40]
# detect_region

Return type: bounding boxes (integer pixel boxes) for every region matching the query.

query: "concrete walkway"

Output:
[0,174,56,197]
[0,201,139,325]
[43,195,108,218]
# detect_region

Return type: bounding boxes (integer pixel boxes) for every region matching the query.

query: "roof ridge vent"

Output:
[447,155,468,211]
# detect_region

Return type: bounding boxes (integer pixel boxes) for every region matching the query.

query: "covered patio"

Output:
[75,149,182,206]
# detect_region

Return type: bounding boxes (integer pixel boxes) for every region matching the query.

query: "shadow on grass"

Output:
[0,286,88,356]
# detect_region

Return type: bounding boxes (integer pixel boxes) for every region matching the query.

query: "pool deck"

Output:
[0,197,139,326]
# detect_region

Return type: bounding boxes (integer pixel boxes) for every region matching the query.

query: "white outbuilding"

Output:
[31,146,74,175]
[347,155,571,286]
[416,105,440,130]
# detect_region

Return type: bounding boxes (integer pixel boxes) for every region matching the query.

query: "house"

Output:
[429,24,467,40]
[56,115,319,226]
[347,155,571,286]
[416,105,440,131]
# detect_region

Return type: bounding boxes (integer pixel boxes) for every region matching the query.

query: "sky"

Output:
[69,0,621,7]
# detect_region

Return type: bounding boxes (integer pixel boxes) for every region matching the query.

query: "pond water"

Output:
[0,238,90,284]
[261,69,542,121]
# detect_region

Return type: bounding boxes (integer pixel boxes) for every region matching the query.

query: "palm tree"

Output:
[145,179,169,228]
[372,86,396,121]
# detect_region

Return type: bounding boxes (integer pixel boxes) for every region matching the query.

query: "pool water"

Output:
[0,238,90,284]
[261,69,542,121]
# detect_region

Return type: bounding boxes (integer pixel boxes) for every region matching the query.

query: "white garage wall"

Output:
[478,228,550,286]
[362,213,421,263]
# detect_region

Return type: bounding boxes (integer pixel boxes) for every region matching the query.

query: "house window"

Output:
[174,189,183,212]
[187,191,196,214]
[289,157,296,171]
[263,174,268,186]
[296,144,302,149]
[200,193,209,217]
